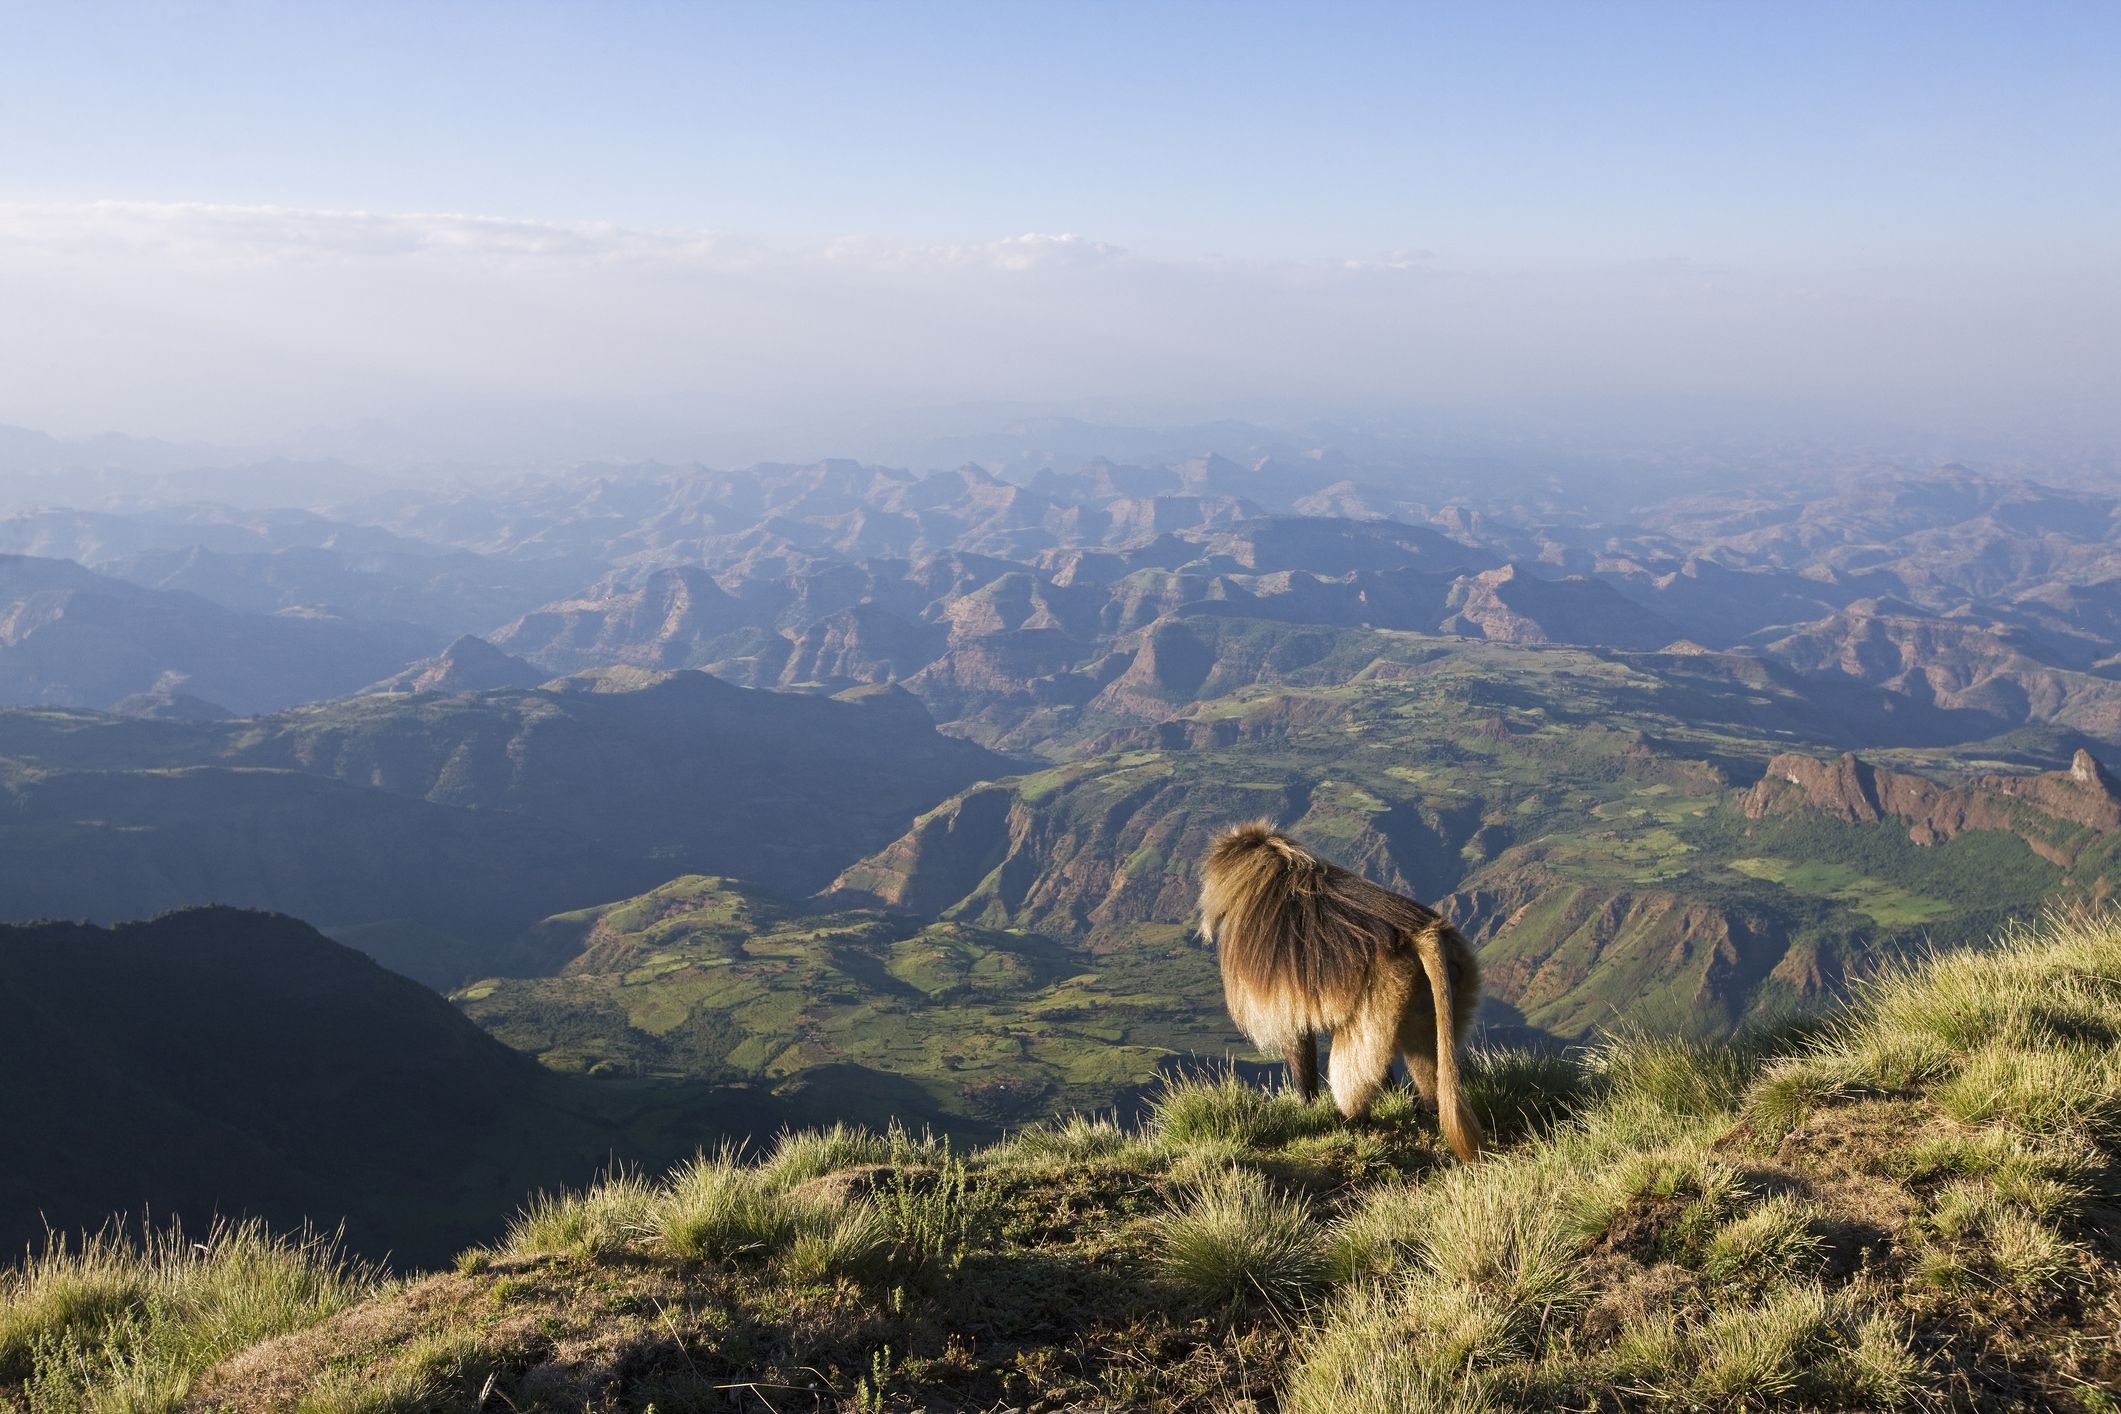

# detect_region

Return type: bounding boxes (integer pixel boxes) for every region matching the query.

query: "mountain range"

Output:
[11,453,2121,1258]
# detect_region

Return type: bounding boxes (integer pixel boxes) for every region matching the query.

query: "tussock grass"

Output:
[1612,1283,1919,1410]
[758,1123,890,1188]
[1568,1140,1753,1261]
[1702,1193,1825,1294]
[1829,912,2121,1135]
[991,1113,1135,1166]
[1594,1032,1752,1119]
[1744,1047,1867,1134]
[1462,1044,1593,1141]
[0,1219,378,1411]
[1153,1167,1325,1310]
[1914,1178,2080,1297]
[503,1167,655,1259]
[651,1147,796,1262]
[782,1204,891,1286]
[1282,1280,1505,1414]
[1148,1069,1338,1149]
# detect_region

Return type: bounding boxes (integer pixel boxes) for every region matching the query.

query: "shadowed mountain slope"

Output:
[0,673,1009,983]
[0,909,793,1268]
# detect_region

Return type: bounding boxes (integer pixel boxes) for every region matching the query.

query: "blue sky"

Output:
[1,1,2116,447]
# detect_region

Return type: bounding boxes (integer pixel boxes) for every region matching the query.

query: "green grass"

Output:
[1728,855,1955,926]
[1147,1069,1340,1148]
[1152,1167,1326,1310]
[0,1219,379,1411]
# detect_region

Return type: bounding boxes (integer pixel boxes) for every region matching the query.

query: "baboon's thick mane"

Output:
[1199,819,1443,1021]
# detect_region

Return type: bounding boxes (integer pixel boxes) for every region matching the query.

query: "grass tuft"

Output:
[0,1219,378,1411]
[648,1145,796,1263]
[758,1123,891,1189]
[1462,1045,1593,1141]
[1153,1167,1325,1310]
[1283,1281,1504,1414]
[1593,1032,1752,1119]
[503,1168,655,1259]
[1701,1193,1825,1293]
[1148,1070,1337,1149]
[992,1113,1135,1166]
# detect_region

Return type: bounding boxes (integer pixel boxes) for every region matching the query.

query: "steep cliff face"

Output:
[1744,748,2121,864]
[1439,564,1679,650]
[827,764,1227,937]
[493,566,762,672]
[1449,867,1802,1038]
[827,783,1022,918]
[774,604,946,689]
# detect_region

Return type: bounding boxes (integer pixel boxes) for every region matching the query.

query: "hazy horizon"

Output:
[3,1,2117,460]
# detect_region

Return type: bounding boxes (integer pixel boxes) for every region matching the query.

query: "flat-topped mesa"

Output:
[1745,748,2121,862]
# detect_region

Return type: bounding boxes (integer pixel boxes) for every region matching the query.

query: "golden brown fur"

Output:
[1198,820,1485,1161]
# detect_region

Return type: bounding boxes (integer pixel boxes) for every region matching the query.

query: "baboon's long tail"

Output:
[1414,925,1486,1162]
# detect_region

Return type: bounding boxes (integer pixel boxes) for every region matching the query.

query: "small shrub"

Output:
[873,1159,997,1282]
[881,1120,952,1169]
[1153,1166,1325,1310]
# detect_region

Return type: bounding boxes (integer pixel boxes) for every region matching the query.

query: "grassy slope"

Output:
[0,674,1007,986]
[12,910,2119,1412]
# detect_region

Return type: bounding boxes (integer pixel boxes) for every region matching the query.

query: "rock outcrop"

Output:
[1743,749,2121,862]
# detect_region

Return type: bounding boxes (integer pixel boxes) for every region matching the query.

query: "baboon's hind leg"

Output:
[1328,1008,1399,1120]
[1397,1004,1440,1109]
[1288,1030,1320,1104]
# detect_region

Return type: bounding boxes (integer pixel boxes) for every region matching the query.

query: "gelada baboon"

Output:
[1197,820,1485,1161]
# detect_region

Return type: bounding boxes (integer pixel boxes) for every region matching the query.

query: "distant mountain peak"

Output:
[365,635,545,696]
